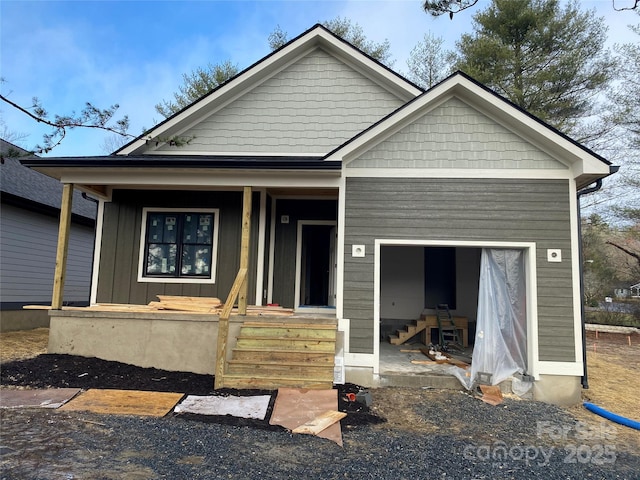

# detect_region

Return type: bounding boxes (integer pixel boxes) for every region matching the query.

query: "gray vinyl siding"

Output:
[156,48,405,155]
[96,190,261,305]
[343,178,575,362]
[271,198,338,308]
[348,97,565,170]
[0,204,94,305]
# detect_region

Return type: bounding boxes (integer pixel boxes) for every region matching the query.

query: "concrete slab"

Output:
[0,388,81,409]
[58,389,183,417]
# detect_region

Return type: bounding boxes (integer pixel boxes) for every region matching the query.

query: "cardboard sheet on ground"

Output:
[0,388,81,409]
[479,385,504,406]
[58,389,183,417]
[269,388,343,446]
[174,394,271,419]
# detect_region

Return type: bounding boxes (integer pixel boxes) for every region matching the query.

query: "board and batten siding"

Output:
[154,49,406,155]
[0,204,94,305]
[96,190,260,305]
[343,178,575,362]
[270,198,338,308]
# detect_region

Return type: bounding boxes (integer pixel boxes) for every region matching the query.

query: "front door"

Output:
[295,221,337,309]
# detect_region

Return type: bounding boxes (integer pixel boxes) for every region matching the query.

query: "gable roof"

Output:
[325,71,613,189]
[1,139,96,220]
[116,24,423,156]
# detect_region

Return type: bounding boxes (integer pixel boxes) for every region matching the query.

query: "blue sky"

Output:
[1,0,637,156]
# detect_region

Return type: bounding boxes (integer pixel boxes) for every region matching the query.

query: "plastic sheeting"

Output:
[452,249,528,390]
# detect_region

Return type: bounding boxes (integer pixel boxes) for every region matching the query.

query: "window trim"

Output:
[137,207,220,284]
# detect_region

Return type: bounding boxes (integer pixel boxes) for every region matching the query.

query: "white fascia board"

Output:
[56,170,341,189]
[343,168,572,180]
[329,74,609,179]
[570,156,611,178]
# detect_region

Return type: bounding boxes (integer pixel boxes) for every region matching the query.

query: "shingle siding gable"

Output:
[347,97,566,170]
[153,48,406,155]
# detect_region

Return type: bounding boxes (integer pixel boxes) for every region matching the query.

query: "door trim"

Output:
[294,220,337,312]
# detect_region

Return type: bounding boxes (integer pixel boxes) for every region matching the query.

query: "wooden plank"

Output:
[59,389,183,417]
[226,362,334,377]
[52,183,74,310]
[148,301,222,313]
[231,349,335,363]
[222,375,333,390]
[411,360,436,365]
[238,186,252,315]
[241,321,335,328]
[235,338,336,351]
[239,327,336,339]
[292,411,347,435]
[156,295,222,305]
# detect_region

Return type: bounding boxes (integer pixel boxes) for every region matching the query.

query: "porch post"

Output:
[238,186,252,315]
[52,183,74,310]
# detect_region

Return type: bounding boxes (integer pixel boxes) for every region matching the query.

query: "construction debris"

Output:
[270,388,344,446]
[24,295,295,316]
[421,348,469,369]
[292,410,346,435]
[479,385,504,406]
[174,394,271,419]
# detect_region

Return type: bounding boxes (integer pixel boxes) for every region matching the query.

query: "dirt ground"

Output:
[1,328,638,436]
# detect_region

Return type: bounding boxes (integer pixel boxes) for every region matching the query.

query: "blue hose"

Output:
[583,402,640,430]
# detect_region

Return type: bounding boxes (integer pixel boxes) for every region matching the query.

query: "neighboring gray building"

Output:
[0,139,96,331]
[22,25,615,404]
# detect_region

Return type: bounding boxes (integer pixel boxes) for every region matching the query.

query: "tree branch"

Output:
[423,0,479,18]
[612,0,639,11]
[606,240,640,266]
[1,93,133,154]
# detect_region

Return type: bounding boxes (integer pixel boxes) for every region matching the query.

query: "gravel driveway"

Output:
[1,354,638,479]
[2,389,639,480]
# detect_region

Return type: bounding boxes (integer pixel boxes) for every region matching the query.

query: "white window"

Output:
[138,208,219,283]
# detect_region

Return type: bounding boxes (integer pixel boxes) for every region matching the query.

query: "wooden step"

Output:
[388,319,429,345]
[219,318,338,390]
[241,321,337,329]
[230,348,335,364]
[222,374,333,390]
[227,360,334,377]
[239,326,336,339]
[235,337,336,351]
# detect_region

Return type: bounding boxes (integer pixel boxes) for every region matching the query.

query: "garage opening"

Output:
[379,245,529,388]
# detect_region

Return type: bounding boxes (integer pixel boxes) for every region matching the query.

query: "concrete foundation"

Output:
[532,374,582,406]
[1,309,50,332]
[47,310,246,375]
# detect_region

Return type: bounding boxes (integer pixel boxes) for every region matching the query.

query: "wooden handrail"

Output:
[214,267,247,389]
